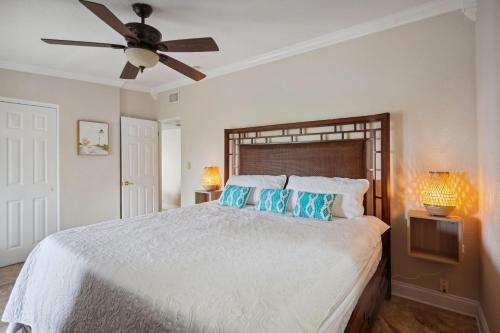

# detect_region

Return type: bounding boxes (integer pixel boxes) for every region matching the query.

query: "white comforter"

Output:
[2,202,388,333]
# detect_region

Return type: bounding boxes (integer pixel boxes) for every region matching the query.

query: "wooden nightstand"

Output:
[407,210,463,265]
[195,190,222,204]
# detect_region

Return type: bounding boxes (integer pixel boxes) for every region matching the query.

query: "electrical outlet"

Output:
[187,161,191,170]
[440,279,449,293]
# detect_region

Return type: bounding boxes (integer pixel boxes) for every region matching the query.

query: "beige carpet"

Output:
[0,263,23,333]
[0,264,478,333]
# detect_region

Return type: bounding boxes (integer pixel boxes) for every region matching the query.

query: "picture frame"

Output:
[77,120,109,156]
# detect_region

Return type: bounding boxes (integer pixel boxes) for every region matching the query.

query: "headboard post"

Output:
[380,114,391,298]
[381,114,391,224]
[224,129,231,184]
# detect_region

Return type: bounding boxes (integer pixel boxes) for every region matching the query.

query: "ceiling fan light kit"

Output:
[125,48,159,69]
[41,0,219,81]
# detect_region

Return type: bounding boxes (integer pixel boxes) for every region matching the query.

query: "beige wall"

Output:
[476,0,500,331]
[0,69,155,230]
[155,12,480,299]
[120,89,156,120]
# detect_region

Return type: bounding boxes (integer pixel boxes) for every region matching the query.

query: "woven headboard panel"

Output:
[224,113,390,224]
[239,140,365,179]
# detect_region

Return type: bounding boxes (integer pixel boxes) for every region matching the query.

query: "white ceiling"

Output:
[0,0,460,92]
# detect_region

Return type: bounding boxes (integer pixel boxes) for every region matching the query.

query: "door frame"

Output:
[0,96,60,232]
[159,117,181,210]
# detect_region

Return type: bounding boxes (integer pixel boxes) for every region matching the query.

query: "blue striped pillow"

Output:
[256,189,291,214]
[219,185,252,208]
[292,191,337,221]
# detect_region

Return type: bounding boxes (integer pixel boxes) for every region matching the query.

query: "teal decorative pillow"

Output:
[219,185,252,208]
[292,191,337,221]
[256,189,292,214]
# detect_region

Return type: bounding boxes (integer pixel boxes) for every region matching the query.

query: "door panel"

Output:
[7,137,23,186]
[33,197,48,243]
[0,101,58,267]
[33,138,48,184]
[121,117,158,218]
[6,200,22,248]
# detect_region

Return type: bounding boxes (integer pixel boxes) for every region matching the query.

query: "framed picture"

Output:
[78,120,109,156]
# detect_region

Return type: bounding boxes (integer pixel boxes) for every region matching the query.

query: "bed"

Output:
[2,113,391,333]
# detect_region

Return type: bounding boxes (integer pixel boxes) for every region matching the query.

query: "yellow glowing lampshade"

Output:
[421,171,457,216]
[201,166,222,191]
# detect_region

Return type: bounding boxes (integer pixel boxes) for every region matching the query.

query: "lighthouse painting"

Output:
[78,120,109,155]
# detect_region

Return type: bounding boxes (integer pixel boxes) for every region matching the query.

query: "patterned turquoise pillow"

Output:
[219,185,252,208]
[292,191,337,221]
[256,189,291,214]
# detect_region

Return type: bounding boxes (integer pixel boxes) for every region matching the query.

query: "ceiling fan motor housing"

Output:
[125,22,162,46]
[126,3,161,47]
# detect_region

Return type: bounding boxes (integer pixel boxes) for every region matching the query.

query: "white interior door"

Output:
[0,100,58,267]
[121,117,158,218]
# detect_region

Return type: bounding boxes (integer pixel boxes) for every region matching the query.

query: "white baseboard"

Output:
[477,305,491,333]
[392,280,478,316]
[392,280,489,333]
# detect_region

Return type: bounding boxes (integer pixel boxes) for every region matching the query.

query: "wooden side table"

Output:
[407,210,463,265]
[195,190,222,204]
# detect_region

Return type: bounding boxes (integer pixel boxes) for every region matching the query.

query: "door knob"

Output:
[122,181,134,186]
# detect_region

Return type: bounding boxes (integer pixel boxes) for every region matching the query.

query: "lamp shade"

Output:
[421,171,457,216]
[201,166,222,191]
[125,47,159,68]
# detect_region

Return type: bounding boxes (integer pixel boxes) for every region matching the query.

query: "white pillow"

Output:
[225,175,287,205]
[285,175,369,218]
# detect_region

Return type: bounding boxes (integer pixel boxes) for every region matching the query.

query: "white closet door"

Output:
[0,101,58,267]
[121,117,158,218]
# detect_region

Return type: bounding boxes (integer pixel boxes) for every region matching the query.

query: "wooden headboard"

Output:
[224,113,391,224]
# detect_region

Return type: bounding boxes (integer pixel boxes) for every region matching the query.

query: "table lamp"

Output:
[421,171,457,216]
[201,166,222,191]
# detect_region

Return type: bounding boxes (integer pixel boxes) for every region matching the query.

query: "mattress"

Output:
[2,202,389,333]
[318,242,382,332]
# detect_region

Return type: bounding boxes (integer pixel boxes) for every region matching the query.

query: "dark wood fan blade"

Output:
[159,54,206,81]
[157,37,219,52]
[79,0,137,40]
[120,62,140,80]
[42,38,125,49]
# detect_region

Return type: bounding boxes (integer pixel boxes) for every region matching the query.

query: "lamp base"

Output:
[424,204,455,217]
[202,185,221,191]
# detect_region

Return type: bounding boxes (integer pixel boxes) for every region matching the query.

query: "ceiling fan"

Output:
[42,0,219,81]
